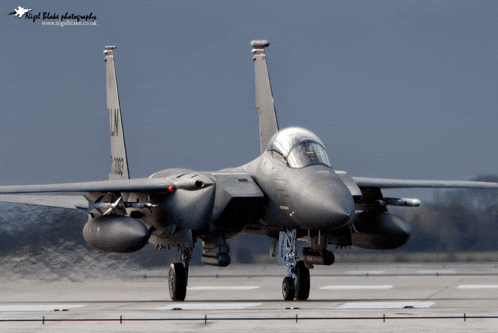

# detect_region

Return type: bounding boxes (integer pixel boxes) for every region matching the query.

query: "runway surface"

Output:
[2,263,498,332]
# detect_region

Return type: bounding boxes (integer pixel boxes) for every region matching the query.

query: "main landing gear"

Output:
[280,229,311,301]
[169,247,192,301]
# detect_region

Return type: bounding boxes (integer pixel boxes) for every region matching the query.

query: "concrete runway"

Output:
[2,263,498,332]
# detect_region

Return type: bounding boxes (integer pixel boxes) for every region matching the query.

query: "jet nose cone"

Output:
[300,179,355,229]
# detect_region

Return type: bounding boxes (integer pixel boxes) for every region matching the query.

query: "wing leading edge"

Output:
[0,172,263,209]
[0,178,177,194]
[352,177,498,189]
[0,178,178,209]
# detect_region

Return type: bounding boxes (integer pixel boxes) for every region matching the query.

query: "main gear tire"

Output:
[293,261,310,300]
[169,262,187,301]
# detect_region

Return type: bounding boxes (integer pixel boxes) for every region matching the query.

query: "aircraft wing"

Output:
[0,178,177,194]
[0,173,261,209]
[352,177,498,189]
[0,178,180,210]
[0,194,88,209]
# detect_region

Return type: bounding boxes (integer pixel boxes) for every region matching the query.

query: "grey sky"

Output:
[1,1,497,202]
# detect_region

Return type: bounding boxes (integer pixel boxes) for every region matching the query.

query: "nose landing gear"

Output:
[282,276,295,300]
[280,229,311,301]
[281,260,311,301]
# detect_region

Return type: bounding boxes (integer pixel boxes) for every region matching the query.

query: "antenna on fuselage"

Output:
[251,40,279,154]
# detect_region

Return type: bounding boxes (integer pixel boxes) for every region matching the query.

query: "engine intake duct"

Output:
[302,247,335,266]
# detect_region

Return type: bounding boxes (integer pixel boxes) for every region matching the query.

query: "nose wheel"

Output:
[279,230,311,301]
[282,276,295,300]
[281,260,310,301]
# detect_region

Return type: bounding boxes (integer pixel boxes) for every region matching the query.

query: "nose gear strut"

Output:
[279,229,311,301]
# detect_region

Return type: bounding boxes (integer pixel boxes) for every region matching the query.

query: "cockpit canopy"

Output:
[266,127,331,169]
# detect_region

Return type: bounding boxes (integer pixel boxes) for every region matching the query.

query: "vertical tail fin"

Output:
[251,40,279,154]
[104,46,130,180]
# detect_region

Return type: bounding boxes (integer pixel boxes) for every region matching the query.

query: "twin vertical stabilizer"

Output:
[251,40,279,154]
[102,41,277,177]
[104,46,130,180]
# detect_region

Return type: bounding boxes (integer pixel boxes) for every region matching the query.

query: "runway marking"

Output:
[458,285,498,289]
[0,305,85,312]
[156,303,261,310]
[417,270,456,274]
[346,270,384,275]
[333,302,434,309]
[320,285,393,290]
[188,286,259,290]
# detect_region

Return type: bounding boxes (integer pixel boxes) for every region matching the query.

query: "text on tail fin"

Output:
[251,40,279,154]
[104,46,130,180]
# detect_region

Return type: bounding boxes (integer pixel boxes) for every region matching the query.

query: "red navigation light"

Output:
[167,185,173,192]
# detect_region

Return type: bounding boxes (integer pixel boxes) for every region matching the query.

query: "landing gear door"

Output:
[278,230,296,266]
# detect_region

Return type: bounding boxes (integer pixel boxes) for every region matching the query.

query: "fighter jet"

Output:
[1,41,498,302]
[8,6,32,19]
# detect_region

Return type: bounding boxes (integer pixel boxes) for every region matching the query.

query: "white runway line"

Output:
[320,285,393,290]
[346,270,385,275]
[156,303,261,310]
[188,286,259,290]
[418,270,456,274]
[458,285,498,289]
[333,302,434,309]
[0,305,85,312]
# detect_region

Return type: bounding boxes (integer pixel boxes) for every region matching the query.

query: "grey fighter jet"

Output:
[1,41,498,302]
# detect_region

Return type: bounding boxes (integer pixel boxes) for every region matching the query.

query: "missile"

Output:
[384,197,421,207]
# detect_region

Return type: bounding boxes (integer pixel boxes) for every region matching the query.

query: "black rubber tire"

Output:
[294,261,310,300]
[169,262,187,301]
[282,276,295,301]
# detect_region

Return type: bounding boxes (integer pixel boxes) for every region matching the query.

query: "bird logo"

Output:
[8,6,32,19]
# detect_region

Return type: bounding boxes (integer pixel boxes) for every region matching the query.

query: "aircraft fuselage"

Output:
[244,152,355,230]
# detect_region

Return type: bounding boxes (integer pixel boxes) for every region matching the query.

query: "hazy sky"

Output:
[1,1,498,202]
